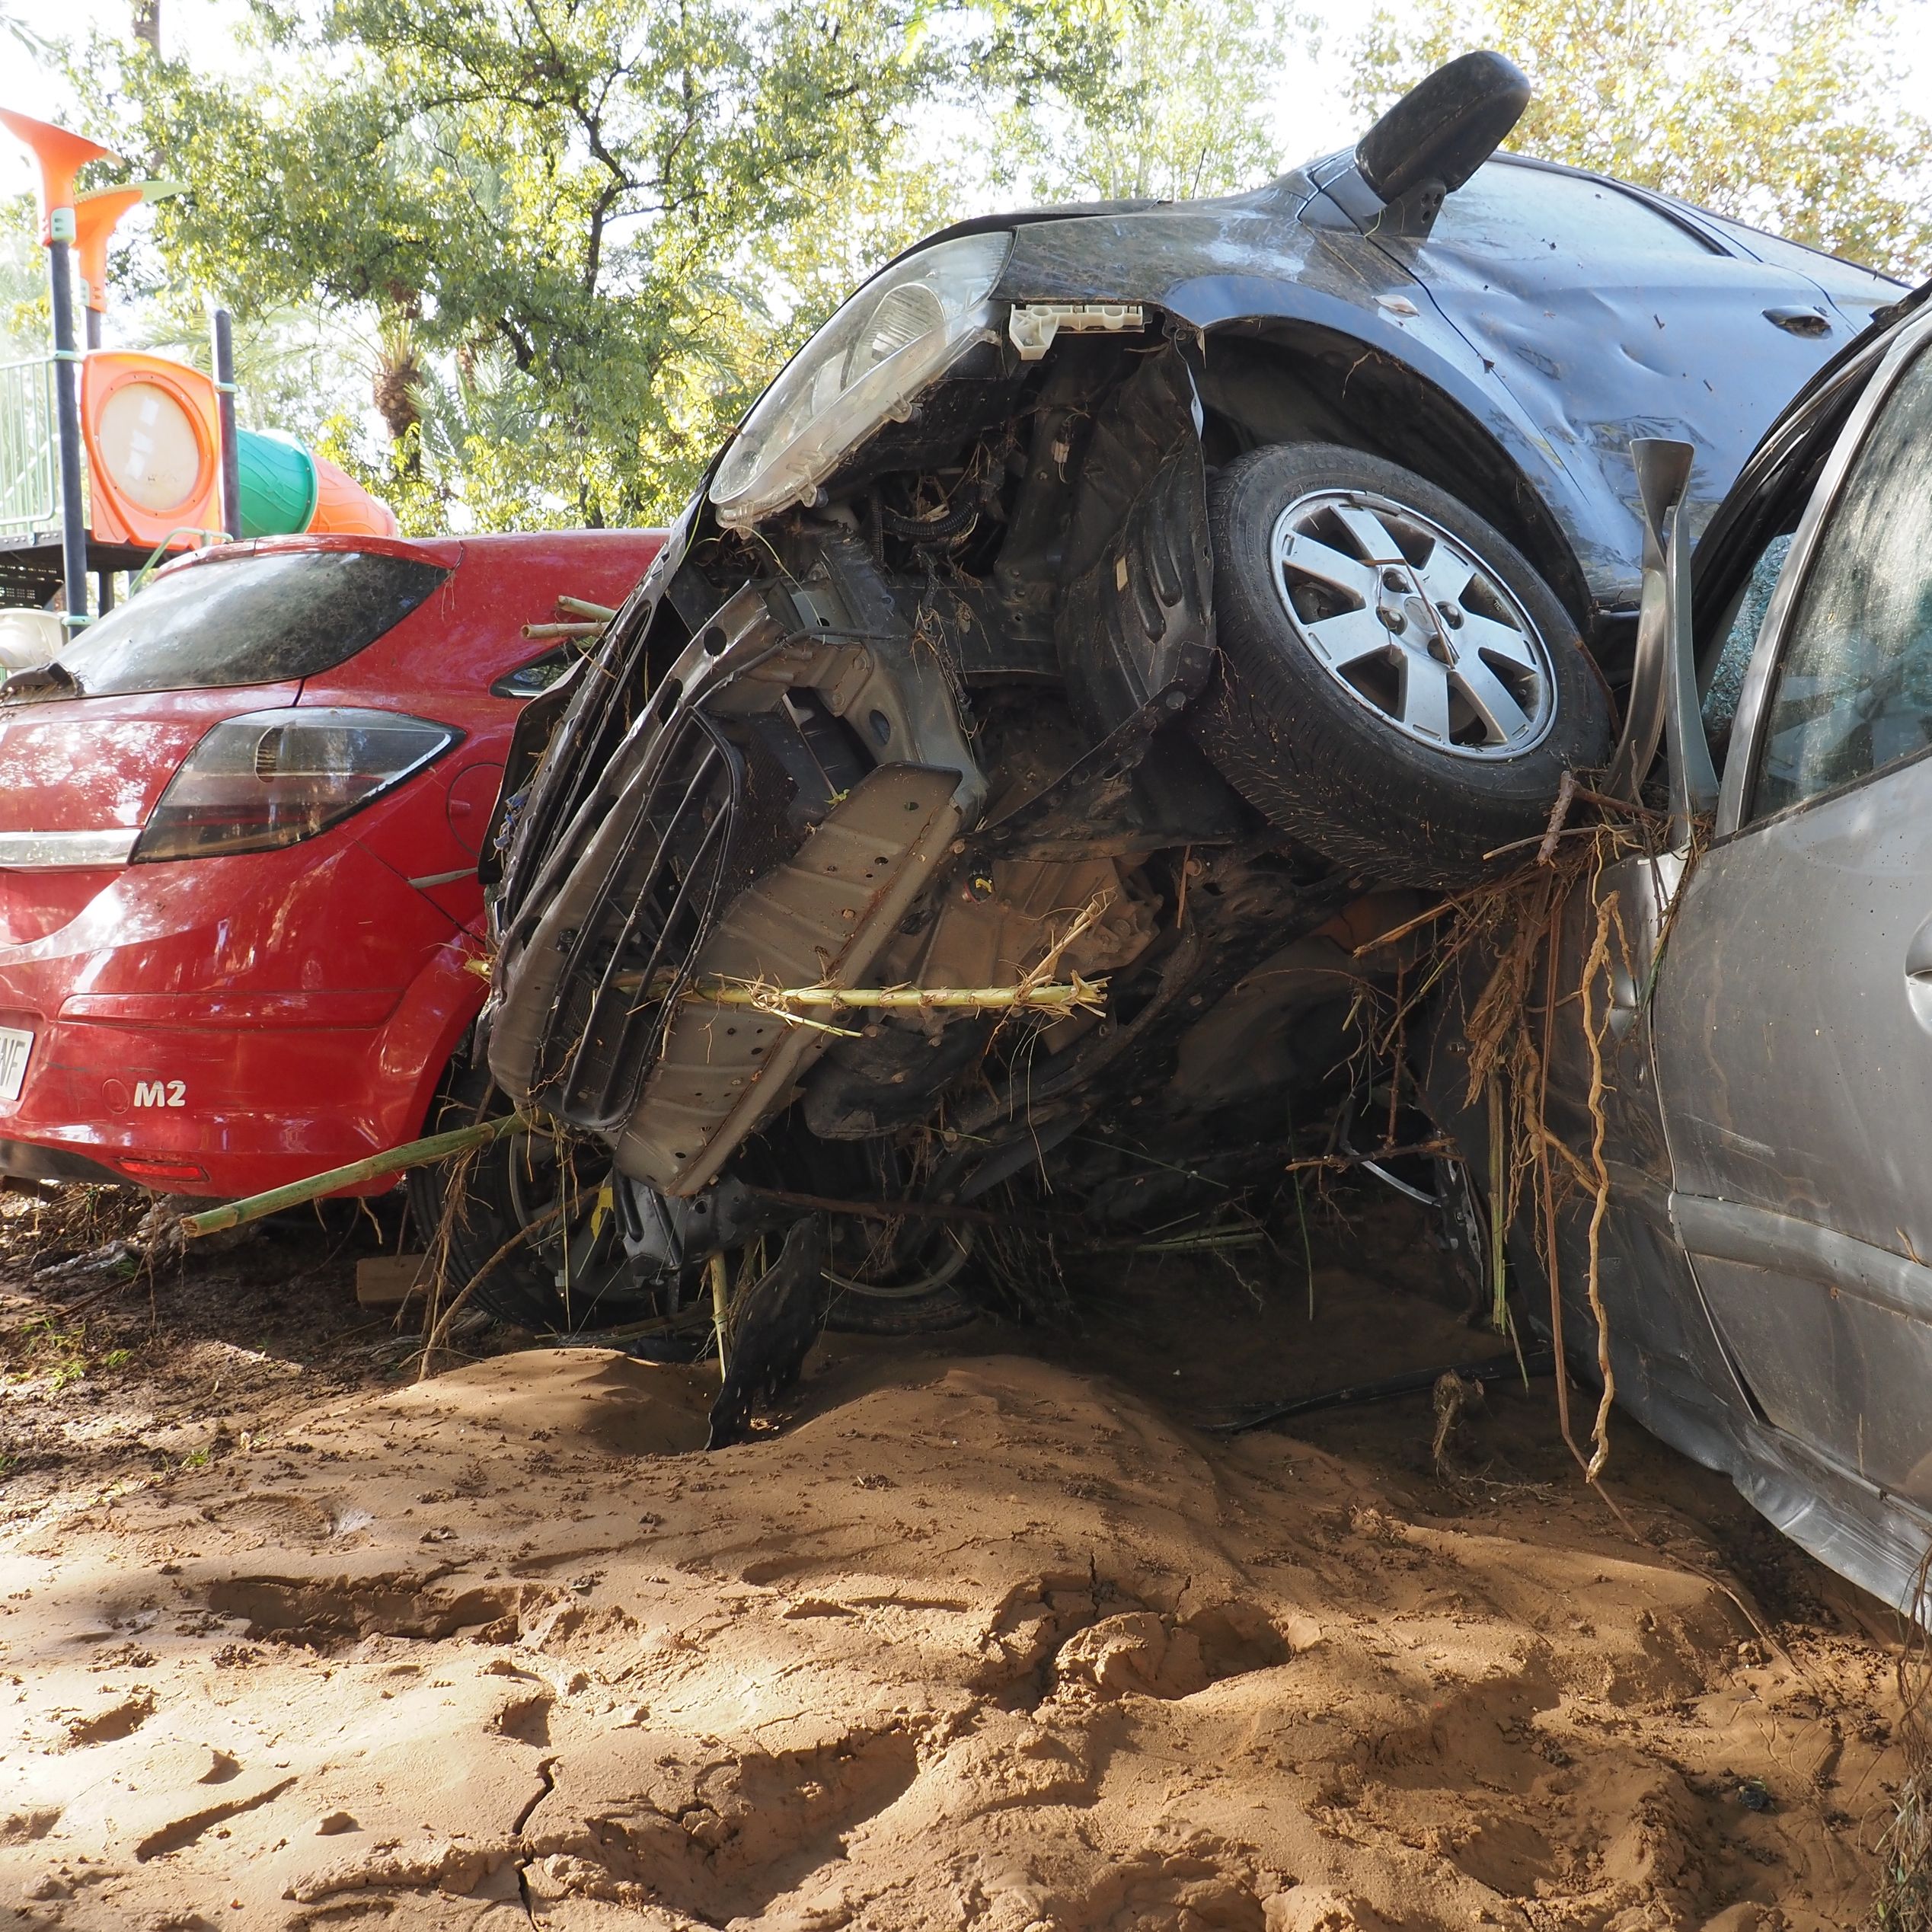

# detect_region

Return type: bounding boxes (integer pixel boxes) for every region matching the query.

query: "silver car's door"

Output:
[1653,315,1932,1505]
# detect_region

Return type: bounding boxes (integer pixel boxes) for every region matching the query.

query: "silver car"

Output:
[1439,286,1932,1612]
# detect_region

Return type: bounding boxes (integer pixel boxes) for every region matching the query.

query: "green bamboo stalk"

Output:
[178,1113,528,1239]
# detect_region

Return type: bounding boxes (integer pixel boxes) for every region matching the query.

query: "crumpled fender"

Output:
[997,203,1621,624]
[1055,339,1215,739]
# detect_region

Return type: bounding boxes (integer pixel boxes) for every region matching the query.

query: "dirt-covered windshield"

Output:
[14,549,447,699]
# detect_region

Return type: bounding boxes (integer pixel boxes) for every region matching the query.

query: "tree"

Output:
[995,0,1301,204]
[1,213,45,363]
[85,0,1125,529]
[1348,0,1932,275]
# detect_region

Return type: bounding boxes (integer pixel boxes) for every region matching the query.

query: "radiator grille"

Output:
[531,711,751,1129]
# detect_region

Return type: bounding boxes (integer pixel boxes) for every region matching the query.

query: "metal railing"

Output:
[0,357,59,540]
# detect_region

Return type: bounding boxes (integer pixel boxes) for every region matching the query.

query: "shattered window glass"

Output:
[1704,533,1793,742]
[1750,348,1932,820]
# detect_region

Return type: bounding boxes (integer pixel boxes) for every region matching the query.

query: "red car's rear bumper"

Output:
[0,833,483,1197]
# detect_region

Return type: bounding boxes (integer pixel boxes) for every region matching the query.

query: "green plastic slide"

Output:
[235,430,320,538]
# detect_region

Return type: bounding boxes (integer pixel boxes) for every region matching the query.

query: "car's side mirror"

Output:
[1354,51,1531,204]
[1605,438,1720,844]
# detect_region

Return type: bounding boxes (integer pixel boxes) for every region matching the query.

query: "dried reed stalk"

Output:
[623,889,1119,1036]
[1575,891,1625,1482]
[684,974,1108,1016]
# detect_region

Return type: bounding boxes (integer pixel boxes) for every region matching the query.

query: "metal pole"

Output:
[84,307,101,351]
[211,307,241,541]
[46,230,88,631]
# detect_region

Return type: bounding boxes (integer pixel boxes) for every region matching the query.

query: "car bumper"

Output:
[0,838,484,1197]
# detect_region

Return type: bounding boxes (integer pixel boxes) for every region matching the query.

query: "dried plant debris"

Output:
[1876,1562,1932,1931]
[1347,797,1674,1490]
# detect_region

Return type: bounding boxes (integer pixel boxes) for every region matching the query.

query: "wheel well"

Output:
[1193,321,1595,640]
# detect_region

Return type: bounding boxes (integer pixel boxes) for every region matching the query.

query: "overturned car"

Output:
[430,53,1902,1376]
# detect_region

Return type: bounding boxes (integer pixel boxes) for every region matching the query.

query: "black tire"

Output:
[409,1057,669,1336]
[1190,442,1611,888]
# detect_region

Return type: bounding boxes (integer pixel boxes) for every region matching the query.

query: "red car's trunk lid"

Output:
[0,683,298,943]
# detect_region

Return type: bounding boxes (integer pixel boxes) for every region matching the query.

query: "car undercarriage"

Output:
[441,312,1584,1365]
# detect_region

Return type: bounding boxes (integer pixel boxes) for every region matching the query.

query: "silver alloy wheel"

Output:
[1268,488,1557,758]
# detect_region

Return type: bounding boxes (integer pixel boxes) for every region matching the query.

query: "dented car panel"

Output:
[991,190,1617,639]
[991,158,1900,640]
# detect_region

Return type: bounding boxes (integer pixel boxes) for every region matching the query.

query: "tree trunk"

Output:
[372,317,423,474]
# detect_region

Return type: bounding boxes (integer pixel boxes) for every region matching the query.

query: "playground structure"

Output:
[0,107,397,639]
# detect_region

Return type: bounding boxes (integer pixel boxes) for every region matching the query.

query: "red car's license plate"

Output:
[0,1027,34,1102]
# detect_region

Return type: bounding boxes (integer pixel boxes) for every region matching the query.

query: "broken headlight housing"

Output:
[709,232,1013,529]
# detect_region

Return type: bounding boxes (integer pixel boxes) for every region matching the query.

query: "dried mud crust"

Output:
[0,1214,1911,1932]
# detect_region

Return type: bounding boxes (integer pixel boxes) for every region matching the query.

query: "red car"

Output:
[0,529,663,1196]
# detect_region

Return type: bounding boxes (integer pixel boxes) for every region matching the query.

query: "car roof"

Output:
[902,148,1903,295]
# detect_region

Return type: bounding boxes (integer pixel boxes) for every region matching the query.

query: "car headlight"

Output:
[710,232,1014,529]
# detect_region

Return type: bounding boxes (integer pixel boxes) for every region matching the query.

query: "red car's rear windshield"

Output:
[42,549,449,698]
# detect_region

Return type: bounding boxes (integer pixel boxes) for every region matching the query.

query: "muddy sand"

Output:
[0,1211,1915,1931]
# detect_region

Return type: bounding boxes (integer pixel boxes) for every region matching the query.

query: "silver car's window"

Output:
[1748,346,1932,822]
[1705,533,1793,742]
[1429,161,1716,259]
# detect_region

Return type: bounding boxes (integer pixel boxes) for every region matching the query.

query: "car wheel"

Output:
[822,1214,981,1335]
[1191,442,1612,888]
[409,1058,672,1338]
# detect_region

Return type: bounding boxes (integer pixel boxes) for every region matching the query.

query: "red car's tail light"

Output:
[131,707,461,862]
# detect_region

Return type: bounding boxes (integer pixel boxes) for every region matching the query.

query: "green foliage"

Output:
[1348,0,1932,275]
[2,1,48,62]
[81,0,1128,528]
[136,299,375,446]
[995,0,1304,203]
[3,1313,108,1392]
[1,203,47,363]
